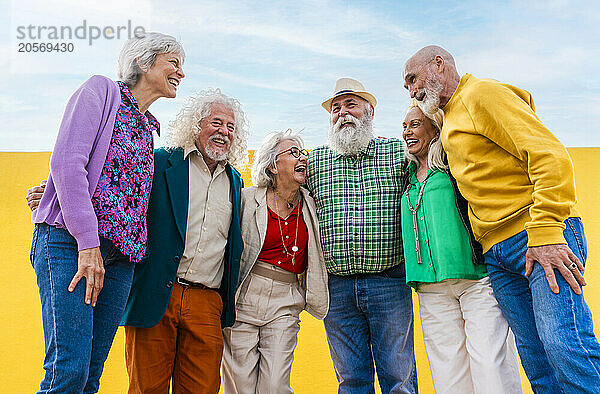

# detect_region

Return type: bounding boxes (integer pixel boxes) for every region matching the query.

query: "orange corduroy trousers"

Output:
[124,282,224,393]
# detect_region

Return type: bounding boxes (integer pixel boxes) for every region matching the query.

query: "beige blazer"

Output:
[236,186,329,319]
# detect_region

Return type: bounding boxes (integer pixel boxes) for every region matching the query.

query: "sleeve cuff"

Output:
[74,230,101,251]
[526,225,566,247]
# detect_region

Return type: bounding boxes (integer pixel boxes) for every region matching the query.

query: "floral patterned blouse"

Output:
[91,81,158,262]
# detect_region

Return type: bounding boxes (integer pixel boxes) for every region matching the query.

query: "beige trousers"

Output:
[222,263,305,394]
[417,276,522,394]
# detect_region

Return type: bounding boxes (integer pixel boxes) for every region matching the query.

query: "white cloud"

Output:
[154,0,415,60]
[1,0,599,150]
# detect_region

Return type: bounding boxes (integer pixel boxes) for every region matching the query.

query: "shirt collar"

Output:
[118,81,138,108]
[184,141,198,159]
[184,141,227,170]
[333,138,376,160]
[145,112,160,136]
[407,161,441,186]
[268,198,302,219]
[442,73,471,112]
[407,161,419,185]
[118,81,160,136]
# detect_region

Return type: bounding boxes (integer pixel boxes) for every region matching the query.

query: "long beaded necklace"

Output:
[273,189,301,265]
[405,171,432,264]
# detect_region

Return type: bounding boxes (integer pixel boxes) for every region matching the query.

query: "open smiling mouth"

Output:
[168,78,179,88]
[405,138,419,147]
[294,164,307,173]
[210,136,228,147]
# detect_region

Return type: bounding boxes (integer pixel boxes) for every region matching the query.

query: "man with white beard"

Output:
[121,89,248,393]
[305,78,417,394]
[404,45,600,393]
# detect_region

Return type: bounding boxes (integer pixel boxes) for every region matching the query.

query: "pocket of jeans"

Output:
[29,225,39,268]
[566,218,587,263]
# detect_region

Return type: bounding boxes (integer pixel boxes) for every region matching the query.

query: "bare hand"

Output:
[26,179,47,211]
[68,247,105,306]
[525,244,585,294]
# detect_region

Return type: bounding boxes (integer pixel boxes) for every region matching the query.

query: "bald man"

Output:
[403,45,600,393]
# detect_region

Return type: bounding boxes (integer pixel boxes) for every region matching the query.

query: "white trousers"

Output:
[417,276,522,394]
[222,267,305,394]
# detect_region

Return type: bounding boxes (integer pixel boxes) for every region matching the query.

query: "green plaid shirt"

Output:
[305,138,405,275]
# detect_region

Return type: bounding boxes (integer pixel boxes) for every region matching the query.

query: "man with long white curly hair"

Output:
[166,88,249,168]
[305,78,417,394]
[121,88,248,393]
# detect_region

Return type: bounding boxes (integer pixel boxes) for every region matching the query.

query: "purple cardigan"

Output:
[33,75,121,251]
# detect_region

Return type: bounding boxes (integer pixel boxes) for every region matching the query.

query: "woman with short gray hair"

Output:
[222,130,329,394]
[118,31,185,87]
[29,32,184,392]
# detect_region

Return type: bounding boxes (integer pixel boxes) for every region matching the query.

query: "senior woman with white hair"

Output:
[28,32,185,393]
[401,102,521,393]
[221,130,329,394]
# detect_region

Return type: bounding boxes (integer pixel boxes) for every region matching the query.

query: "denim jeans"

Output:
[31,223,135,393]
[324,268,418,394]
[485,217,600,393]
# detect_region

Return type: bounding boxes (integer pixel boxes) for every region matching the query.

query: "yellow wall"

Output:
[1,149,599,393]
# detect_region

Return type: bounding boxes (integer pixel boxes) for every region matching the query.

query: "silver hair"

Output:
[166,89,249,168]
[117,32,185,87]
[252,129,304,188]
[405,101,448,170]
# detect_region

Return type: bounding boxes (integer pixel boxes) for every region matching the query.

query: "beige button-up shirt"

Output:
[177,142,232,288]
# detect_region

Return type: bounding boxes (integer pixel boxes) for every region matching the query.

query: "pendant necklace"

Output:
[405,171,432,264]
[273,190,301,264]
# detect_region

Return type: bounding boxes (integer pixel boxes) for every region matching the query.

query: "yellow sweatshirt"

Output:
[441,74,578,253]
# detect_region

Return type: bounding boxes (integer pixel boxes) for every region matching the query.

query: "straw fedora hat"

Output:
[321,78,377,113]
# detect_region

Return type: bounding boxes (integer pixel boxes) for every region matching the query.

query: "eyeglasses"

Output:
[276,147,309,159]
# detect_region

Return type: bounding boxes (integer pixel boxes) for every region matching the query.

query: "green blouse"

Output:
[400,163,487,289]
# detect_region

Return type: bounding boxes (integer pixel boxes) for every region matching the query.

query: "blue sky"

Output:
[1,0,599,151]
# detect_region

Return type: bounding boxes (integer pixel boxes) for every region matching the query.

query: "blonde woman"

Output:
[401,103,521,394]
[222,130,328,393]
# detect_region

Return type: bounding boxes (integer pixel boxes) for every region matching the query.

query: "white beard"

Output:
[420,73,444,115]
[203,134,230,162]
[328,111,374,155]
[204,146,227,162]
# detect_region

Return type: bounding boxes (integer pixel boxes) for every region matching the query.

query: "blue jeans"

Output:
[31,223,135,393]
[324,269,418,394]
[485,217,600,393]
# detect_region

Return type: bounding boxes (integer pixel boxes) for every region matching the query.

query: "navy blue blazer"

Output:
[120,147,244,328]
